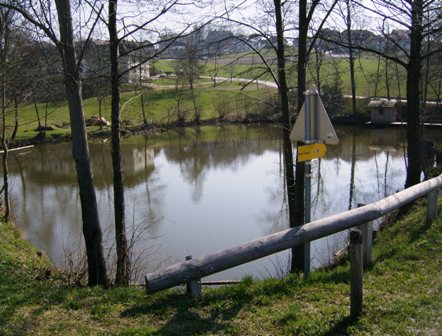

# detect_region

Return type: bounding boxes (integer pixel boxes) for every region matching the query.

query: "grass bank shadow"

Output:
[321,316,357,336]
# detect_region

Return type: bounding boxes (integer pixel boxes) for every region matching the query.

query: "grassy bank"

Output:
[8,81,278,144]
[1,198,441,335]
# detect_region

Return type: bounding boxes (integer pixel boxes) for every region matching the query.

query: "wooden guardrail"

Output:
[145,174,442,294]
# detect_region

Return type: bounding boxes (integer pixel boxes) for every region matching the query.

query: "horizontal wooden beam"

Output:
[145,174,442,294]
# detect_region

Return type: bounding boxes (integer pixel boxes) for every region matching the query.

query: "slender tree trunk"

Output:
[404,0,424,188]
[98,96,103,131]
[1,74,10,221]
[1,139,9,222]
[292,0,308,272]
[54,0,108,287]
[274,0,296,234]
[346,0,357,115]
[314,49,322,93]
[139,56,148,125]
[189,74,199,124]
[385,58,390,100]
[33,94,42,131]
[374,55,381,98]
[422,36,431,112]
[44,100,49,137]
[11,98,18,140]
[395,63,402,99]
[141,94,147,125]
[109,0,130,286]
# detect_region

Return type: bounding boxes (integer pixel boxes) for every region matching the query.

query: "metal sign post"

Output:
[290,89,339,275]
[303,90,316,275]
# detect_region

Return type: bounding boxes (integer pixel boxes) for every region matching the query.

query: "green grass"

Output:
[2,53,436,145]
[0,198,441,335]
[158,55,430,100]
[4,81,278,144]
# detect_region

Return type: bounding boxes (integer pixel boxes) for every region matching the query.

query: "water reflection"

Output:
[8,125,442,281]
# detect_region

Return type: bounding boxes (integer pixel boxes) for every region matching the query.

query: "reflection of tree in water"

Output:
[10,146,82,261]
[129,136,166,238]
[162,125,282,203]
[314,127,407,214]
[8,139,166,271]
[256,136,290,235]
[8,125,439,278]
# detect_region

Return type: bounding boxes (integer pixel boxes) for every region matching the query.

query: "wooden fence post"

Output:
[357,204,372,267]
[427,190,438,225]
[185,256,201,298]
[358,222,372,267]
[350,229,363,319]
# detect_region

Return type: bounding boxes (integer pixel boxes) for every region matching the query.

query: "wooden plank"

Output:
[145,174,442,294]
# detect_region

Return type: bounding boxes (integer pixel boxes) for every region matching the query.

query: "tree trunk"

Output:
[189,74,199,124]
[54,0,108,287]
[109,0,130,286]
[404,0,424,188]
[292,0,308,272]
[33,94,43,132]
[1,74,10,221]
[98,96,103,131]
[1,139,9,221]
[274,0,296,233]
[385,58,390,100]
[141,94,147,125]
[346,0,357,115]
[11,98,19,140]
[0,145,8,219]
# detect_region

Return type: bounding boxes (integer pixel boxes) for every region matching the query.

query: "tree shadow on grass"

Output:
[121,279,290,335]
[320,316,357,336]
[122,286,250,333]
[0,278,70,334]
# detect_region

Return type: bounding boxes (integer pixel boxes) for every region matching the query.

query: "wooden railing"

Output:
[145,174,442,295]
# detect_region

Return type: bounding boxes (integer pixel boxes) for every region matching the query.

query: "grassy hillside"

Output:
[8,81,278,143]
[157,54,422,100]
[0,199,441,335]
[5,52,437,144]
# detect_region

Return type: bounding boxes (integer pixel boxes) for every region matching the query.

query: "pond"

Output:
[8,125,442,282]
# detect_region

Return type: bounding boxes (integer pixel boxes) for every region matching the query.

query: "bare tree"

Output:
[0,0,109,286]
[341,0,358,115]
[93,0,203,285]
[219,0,337,273]
[176,42,204,124]
[344,0,442,188]
[0,9,38,219]
[0,7,11,221]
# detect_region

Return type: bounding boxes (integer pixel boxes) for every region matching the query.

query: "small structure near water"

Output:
[368,100,398,125]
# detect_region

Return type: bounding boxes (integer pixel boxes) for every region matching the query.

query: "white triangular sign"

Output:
[290,95,339,145]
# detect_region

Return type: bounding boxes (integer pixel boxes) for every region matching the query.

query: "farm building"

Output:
[368,100,398,125]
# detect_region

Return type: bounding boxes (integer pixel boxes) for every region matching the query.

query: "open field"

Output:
[157,53,441,101]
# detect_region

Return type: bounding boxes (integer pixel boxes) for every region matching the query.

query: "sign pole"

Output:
[303,90,316,275]
[290,88,339,275]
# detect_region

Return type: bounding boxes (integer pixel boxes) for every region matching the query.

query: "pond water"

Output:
[8,125,442,282]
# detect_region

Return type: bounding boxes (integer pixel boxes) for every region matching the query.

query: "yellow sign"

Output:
[297,143,327,162]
